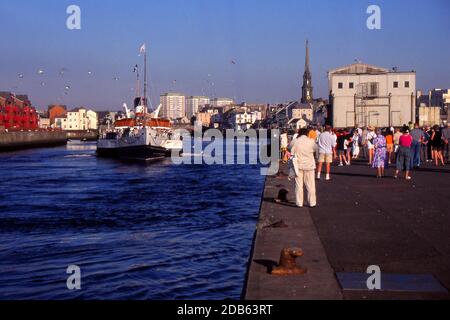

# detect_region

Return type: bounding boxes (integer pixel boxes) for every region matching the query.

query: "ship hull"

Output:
[97,144,169,161]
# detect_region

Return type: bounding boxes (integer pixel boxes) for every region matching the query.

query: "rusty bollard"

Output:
[271,247,307,276]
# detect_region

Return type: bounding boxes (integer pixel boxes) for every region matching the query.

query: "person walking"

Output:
[280,130,288,163]
[345,129,353,165]
[430,125,445,166]
[290,128,318,208]
[421,127,431,163]
[336,130,347,166]
[442,123,450,163]
[317,125,337,181]
[366,126,377,165]
[385,128,394,164]
[352,129,360,159]
[426,126,434,162]
[372,129,387,178]
[395,127,413,180]
[410,123,425,168]
[361,127,369,161]
[394,127,402,153]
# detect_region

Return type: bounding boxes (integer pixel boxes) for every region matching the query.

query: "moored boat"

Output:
[97,44,182,161]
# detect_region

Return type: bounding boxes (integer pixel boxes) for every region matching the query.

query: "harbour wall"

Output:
[0,131,68,152]
[67,131,99,141]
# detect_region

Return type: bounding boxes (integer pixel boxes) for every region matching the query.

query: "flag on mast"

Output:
[140,43,146,54]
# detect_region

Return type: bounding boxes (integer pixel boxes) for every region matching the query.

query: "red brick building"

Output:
[0,92,39,130]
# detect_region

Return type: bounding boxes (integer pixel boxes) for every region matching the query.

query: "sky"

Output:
[0,0,449,111]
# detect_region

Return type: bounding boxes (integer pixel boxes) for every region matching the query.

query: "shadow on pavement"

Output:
[254,259,277,274]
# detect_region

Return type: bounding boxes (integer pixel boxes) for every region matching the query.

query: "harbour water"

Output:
[0,141,265,300]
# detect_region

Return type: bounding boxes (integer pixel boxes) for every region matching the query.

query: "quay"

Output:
[67,130,99,141]
[0,131,67,152]
[244,161,450,300]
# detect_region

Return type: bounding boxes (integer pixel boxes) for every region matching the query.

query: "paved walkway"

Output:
[245,161,450,300]
[244,171,343,300]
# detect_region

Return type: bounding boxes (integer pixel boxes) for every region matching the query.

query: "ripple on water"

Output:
[0,143,264,299]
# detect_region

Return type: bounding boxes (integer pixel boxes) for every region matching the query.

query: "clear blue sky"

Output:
[0,0,449,111]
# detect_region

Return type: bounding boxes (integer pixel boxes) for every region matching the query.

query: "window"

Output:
[405,81,410,88]
[338,82,343,89]
[349,82,354,89]
[393,81,399,88]
[367,82,379,97]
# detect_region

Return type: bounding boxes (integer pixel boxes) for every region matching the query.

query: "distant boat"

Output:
[97,46,182,161]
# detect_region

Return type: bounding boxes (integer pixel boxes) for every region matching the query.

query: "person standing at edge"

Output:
[290,128,317,208]
[410,123,425,168]
[395,127,413,180]
[317,125,337,181]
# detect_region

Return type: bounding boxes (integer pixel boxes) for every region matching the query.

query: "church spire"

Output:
[301,39,313,103]
[305,39,310,73]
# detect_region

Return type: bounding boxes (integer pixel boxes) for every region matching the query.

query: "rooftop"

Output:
[161,92,185,97]
[69,107,87,112]
[187,96,209,99]
[329,63,415,75]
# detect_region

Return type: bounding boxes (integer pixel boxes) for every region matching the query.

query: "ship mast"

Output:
[143,46,148,129]
[134,64,140,99]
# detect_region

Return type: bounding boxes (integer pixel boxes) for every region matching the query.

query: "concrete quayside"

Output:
[244,162,450,300]
[0,131,68,152]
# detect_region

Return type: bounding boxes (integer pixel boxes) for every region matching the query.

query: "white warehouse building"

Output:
[55,107,98,131]
[328,63,416,128]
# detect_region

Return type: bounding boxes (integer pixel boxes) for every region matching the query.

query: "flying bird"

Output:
[59,68,67,77]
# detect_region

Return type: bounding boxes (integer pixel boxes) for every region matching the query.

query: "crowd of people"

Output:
[285,123,450,208]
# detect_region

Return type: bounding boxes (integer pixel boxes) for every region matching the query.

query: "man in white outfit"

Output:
[290,128,318,208]
[317,125,337,181]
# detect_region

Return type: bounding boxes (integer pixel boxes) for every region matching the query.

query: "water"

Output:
[0,141,265,300]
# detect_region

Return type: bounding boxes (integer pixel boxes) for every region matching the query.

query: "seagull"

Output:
[59,68,67,77]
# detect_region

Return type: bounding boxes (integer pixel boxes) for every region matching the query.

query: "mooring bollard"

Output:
[271,247,307,276]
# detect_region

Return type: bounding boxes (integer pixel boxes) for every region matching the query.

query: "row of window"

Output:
[337,81,410,89]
